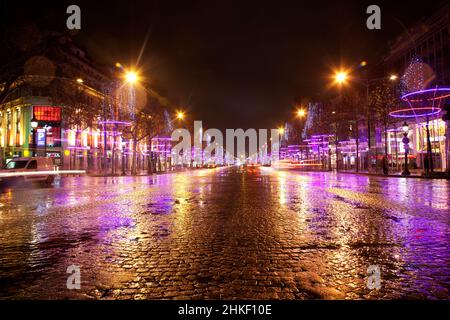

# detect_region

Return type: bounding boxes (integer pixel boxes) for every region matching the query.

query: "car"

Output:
[0,157,57,186]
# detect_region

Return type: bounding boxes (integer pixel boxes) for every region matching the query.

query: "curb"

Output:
[86,170,190,178]
[337,171,450,180]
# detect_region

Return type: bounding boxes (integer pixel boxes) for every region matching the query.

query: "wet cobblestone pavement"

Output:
[0,167,449,300]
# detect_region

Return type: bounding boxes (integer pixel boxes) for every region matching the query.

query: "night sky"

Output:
[2,0,448,130]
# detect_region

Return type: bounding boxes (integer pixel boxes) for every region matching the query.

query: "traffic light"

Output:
[443,101,450,121]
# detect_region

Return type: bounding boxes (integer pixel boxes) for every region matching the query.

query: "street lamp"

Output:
[402,122,409,133]
[334,70,349,86]
[125,70,139,84]
[31,116,38,129]
[329,64,400,173]
[296,108,307,118]
[176,111,185,120]
[401,121,411,176]
[121,141,127,175]
[389,74,398,81]
[30,115,39,157]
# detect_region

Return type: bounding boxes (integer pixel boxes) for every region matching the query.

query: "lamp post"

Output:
[330,64,399,173]
[121,141,127,175]
[278,127,285,160]
[30,115,39,157]
[425,114,434,174]
[295,107,307,156]
[401,121,411,176]
[43,125,51,158]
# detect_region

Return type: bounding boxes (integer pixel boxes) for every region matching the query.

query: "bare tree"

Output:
[369,83,398,173]
[49,78,103,170]
[123,102,165,175]
[340,90,365,171]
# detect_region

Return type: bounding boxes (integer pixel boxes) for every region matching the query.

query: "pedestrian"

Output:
[424,156,429,173]
[382,156,388,175]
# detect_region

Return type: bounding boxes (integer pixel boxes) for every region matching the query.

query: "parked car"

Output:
[0,157,57,185]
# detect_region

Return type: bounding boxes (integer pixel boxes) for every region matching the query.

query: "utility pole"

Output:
[366,81,372,173]
[442,101,450,175]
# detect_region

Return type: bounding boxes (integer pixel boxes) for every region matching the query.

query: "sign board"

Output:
[46,152,61,158]
[37,129,46,147]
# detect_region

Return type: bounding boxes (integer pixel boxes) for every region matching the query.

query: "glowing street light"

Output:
[389,74,398,81]
[31,115,39,129]
[402,121,409,133]
[30,115,39,157]
[176,111,185,120]
[278,127,285,135]
[125,70,139,84]
[296,109,307,118]
[76,78,84,84]
[334,70,349,85]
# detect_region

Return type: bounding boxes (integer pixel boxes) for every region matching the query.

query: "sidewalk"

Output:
[338,170,449,180]
[276,167,449,180]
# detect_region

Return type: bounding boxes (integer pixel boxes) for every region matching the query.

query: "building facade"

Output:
[383,2,450,173]
[0,32,170,174]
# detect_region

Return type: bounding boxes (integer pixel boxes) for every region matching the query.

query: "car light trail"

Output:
[0,170,86,178]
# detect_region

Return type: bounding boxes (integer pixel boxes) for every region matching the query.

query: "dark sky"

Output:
[3,0,448,130]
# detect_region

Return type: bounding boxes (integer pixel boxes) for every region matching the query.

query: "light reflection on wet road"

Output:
[0,167,448,299]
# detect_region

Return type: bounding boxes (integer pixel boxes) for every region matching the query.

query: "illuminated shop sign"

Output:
[36,129,46,147]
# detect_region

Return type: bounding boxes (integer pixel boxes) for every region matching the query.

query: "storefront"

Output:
[414,119,447,171]
[31,106,63,164]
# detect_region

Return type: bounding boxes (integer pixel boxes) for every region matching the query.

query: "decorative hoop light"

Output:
[311,134,334,139]
[389,107,442,118]
[389,87,450,119]
[401,88,450,103]
[98,120,132,126]
[308,141,330,146]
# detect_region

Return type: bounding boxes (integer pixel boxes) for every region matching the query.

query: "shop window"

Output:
[46,127,61,147]
[15,109,21,146]
[6,111,11,146]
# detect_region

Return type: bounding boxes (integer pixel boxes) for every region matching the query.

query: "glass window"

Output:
[6,112,11,146]
[46,127,61,147]
[27,160,38,170]
[4,160,29,169]
[15,109,21,146]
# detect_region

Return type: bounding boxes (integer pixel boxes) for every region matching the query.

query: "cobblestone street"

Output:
[0,167,448,300]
